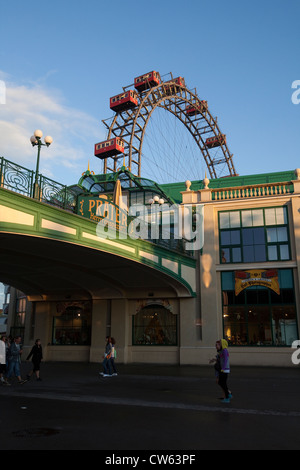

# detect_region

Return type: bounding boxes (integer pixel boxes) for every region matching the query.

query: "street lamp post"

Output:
[30,129,53,199]
[148,195,165,241]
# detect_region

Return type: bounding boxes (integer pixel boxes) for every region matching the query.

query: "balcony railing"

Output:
[0,156,77,211]
[211,181,294,201]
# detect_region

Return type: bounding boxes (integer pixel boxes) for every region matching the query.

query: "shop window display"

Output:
[52,301,91,345]
[133,304,177,346]
[222,270,298,346]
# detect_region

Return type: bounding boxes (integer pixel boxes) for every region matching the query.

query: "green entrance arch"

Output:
[0,187,196,299]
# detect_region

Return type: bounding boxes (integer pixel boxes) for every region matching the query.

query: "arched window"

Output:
[132,304,177,346]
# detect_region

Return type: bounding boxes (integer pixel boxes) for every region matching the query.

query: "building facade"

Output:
[180,169,300,366]
[6,168,300,367]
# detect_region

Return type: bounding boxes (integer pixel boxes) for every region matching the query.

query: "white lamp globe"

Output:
[44,135,53,146]
[30,135,37,145]
[34,129,43,139]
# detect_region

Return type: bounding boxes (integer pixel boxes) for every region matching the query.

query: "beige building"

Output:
[180,169,300,367]
[6,168,300,367]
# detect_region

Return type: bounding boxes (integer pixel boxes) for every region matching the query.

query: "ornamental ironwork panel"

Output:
[0,157,77,212]
[38,174,77,211]
[0,157,34,197]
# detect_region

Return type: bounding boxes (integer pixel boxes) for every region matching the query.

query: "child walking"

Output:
[210,339,232,403]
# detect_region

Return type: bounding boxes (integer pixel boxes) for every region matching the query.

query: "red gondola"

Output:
[186,100,208,115]
[110,90,138,112]
[134,71,160,92]
[163,77,185,94]
[205,134,226,149]
[94,138,125,160]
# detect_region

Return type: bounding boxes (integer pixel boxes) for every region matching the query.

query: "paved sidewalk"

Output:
[0,362,299,450]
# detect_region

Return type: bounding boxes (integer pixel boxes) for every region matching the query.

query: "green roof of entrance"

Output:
[76,166,177,204]
[76,167,296,205]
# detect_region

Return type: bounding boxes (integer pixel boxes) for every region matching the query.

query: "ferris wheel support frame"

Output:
[102,77,237,180]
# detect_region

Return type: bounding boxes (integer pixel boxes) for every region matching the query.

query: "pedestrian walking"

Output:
[6,336,27,384]
[210,339,232,403]
[0,336,10,386]
[110,337,118,376]
[100,336,112,377]
[26,339,43,381]
[6,336,11,368]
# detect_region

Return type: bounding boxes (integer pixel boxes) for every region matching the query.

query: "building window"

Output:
[132,304,177,346]
[130,191,162,206]
[222,270,298,346]
[52,302,91,346]
[10,291,27,339]
[219,207,290,264]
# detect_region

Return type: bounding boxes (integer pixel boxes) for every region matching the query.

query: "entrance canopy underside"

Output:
[0,233,192,300]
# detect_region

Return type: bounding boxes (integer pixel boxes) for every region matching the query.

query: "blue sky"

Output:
[0,0,299,186]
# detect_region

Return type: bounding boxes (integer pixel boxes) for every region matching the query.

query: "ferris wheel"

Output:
[94,71,238,181]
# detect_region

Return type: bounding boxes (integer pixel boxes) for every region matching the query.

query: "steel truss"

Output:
[102,74,237,179]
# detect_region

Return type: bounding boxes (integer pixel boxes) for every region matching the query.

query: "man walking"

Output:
[6,336,27,384]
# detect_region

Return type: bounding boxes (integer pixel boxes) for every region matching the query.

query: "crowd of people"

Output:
[0,335,43,385]
[0,333,232,405]
[0,334,120,384]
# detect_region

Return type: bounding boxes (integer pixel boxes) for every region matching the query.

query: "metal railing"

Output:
[0,156,77,211]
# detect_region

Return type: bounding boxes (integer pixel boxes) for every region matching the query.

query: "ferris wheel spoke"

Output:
[96,71,237,181]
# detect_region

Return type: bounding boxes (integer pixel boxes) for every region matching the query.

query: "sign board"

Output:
[235,269,280,296]
[77,195,128,234]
